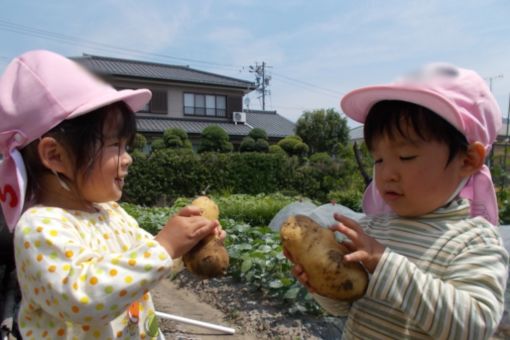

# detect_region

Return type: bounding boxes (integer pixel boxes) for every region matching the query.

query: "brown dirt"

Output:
[152,271,510,340]
[151,271,343,340]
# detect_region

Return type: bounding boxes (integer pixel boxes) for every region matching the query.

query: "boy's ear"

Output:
[460,142,486,176]
[37,137,70,174]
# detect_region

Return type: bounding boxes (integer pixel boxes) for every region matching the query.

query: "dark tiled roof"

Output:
[136,111,295,139]
[72,54,255,91]
[244,110,295,138]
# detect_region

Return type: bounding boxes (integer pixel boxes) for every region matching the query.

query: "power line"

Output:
[272,71,341,96]
[0,18,344,109]
[0,19,240,70]
[271,75,340,99]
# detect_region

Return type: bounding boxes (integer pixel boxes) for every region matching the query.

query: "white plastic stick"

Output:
[154,311,236,335]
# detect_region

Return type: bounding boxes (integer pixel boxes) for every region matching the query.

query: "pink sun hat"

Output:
[0,50,152,231]
[341,63,502,224]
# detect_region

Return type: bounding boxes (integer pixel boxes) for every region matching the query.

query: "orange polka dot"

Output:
[36,254,43,262]
[26,330,32,337]
[34,288,39,295]
[116,331,123,337]
[119,289,127,297]
[109,269,118,277]
[62,277,69,285]
[82,325,90,331]
[143,293,149,301]
[36,226,43,232]
[143,252,151,258]
[71,305,80,313]
[72,282,78,290]
[57,328,65,336]
[42,330,48,337]
[24,241,30,249]
[48,265,56,272]
[65,250,74,258]
[128,259,136,266]
[89,277,98,285]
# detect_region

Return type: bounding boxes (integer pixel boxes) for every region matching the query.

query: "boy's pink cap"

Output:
[341,63,502,224]
[0,50,152,231]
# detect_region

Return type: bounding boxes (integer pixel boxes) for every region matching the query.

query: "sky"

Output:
[1,0,510,128]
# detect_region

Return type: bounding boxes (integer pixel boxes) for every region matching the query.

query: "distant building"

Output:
[73,54,295,149]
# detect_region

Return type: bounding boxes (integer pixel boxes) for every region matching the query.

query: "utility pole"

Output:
[487,74,503,92]
[484,74,503,170]
[249,62,271,110]
[502,94,510,189]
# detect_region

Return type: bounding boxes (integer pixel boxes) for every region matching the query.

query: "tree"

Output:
[295,108,349,155]
[277,135,309,157]
[240,128,269,153]
[163,128,192,149]
[198,125,233,153]
[132,133,147,151]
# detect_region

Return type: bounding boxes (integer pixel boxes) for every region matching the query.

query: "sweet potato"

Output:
[182,196,229,279]
[280,215,368,300]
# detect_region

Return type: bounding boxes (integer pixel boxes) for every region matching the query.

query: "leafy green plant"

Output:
[223,219,321,314]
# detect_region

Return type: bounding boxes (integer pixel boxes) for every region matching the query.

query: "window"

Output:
[184,93,227,117]
[117,87,167,114]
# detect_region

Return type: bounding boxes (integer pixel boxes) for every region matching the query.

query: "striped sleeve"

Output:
[311,293,351,316]
[366,241,508,340]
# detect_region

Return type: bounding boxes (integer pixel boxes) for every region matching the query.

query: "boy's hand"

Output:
[155,206,218,259]
[332,213,385,273]
[282,247,316,293]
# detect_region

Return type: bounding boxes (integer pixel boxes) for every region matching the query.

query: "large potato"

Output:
[182,196,229,279]
[280,215,368,301]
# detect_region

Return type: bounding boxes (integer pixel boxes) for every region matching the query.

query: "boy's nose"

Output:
[379,164,400,182]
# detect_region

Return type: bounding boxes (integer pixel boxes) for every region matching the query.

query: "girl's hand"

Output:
[332,213,385,273]
[178,204,226,242]
[282,247,316,293]
[155,206,218,258]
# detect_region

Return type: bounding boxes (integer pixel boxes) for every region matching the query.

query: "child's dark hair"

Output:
[364,100,468,164]
[21,101,136,202]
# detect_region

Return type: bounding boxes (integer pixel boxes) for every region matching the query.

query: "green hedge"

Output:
[123,149,365,207]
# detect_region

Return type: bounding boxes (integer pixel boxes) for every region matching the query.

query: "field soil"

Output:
[152,271,343,339]
[152,271,510,340]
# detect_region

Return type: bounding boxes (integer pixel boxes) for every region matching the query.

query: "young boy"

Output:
[288,64,509,339]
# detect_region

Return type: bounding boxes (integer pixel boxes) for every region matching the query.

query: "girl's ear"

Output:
[37,137,71,175]
[460,142,486,176]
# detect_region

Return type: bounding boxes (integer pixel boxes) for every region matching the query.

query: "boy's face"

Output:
[371,124,466,217]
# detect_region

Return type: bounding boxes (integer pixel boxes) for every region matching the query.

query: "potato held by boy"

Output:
[281,215,368,300]
[182,196,229,279]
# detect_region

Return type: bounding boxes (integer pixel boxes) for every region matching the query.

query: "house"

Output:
[72,54,296,149]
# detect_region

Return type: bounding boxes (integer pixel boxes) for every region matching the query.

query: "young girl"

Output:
[286,64,509,339]
[0,50,222,339]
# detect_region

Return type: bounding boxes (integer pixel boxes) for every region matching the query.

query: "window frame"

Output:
[183,92,227,118]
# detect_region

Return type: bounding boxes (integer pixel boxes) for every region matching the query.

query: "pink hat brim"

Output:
[340,85,464,133]
[67,88,152,120]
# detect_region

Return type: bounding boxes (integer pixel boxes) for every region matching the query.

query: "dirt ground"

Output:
[152,271,510,340]
[151,271,344,340]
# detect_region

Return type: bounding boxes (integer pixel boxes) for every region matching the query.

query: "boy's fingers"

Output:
[343,250,364,263]
[340,241,355,252]
[331,223,358,242]
[334,213,362,232]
